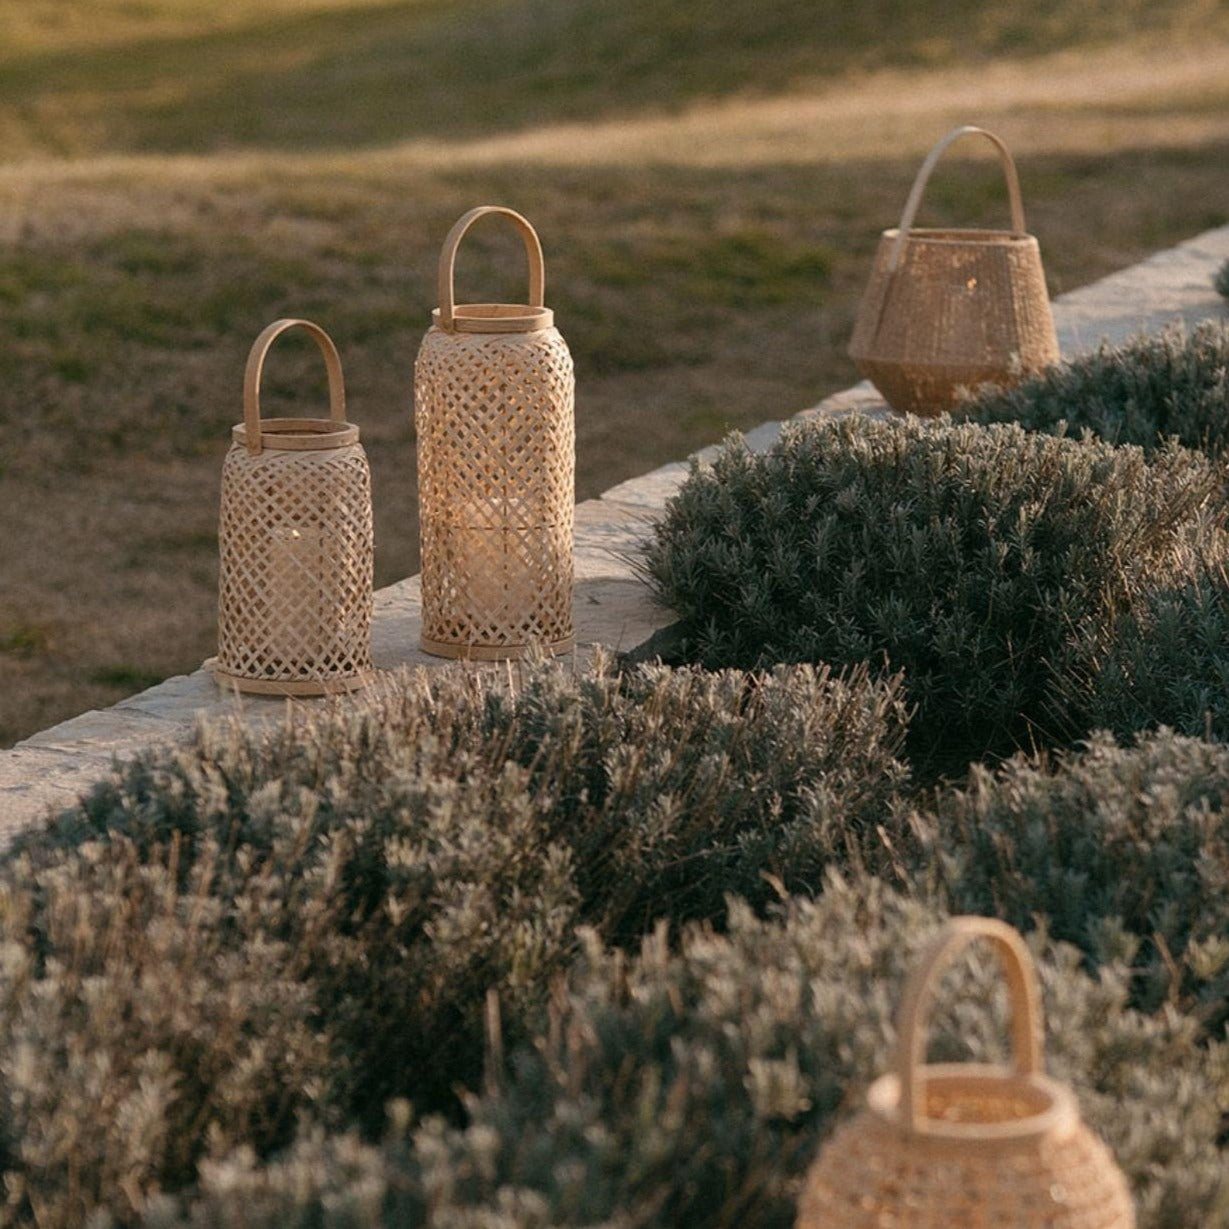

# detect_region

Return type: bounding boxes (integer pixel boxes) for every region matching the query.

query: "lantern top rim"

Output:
[865,1063,1079,1149]
[432,303,554,335]
[232,416,360,452]
[880,226,1035,247]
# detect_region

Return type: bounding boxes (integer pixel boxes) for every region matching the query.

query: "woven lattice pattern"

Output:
[217,441,373,689]
[415,325,575,658]
[850,230,1060,416]
[799,1095,1134,1229]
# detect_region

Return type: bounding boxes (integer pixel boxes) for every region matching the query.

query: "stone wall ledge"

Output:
[2,223,1227,842]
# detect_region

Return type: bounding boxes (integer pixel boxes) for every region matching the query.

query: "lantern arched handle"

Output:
[437,206,546,333]
[895,916,1044,1131]
[243,318,346,456]
[887,125,1027,273]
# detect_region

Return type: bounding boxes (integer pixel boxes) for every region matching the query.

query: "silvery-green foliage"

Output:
[1060,526,1229,741]
[643,415,1217,765]
[921,728,1229,1032]
[0,724,578,1225]
[959,322,1229,457]
[158,877,1229,1229]
[0,655,909,1226]
[0,838,332,1228]
[464,656,914,933]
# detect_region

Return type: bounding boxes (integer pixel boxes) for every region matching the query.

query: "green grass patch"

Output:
[86,664,165,690]
[0,0,1224,157]
[586,228,833,307]
[0,623,53,655]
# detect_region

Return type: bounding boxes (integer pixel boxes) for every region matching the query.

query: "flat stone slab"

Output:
[600,461,692,512]
[574,498,655,579]
[20,705,185,751]
[1054,227,1229,356]
[2,222,1227,840]
[794,379,894,425]
[0,746,122,845]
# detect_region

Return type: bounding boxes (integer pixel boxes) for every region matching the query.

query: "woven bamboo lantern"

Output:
[849,126,1060,416]
[212,318,374,696]
[797,916,1135,1229]
[415,205,575,660]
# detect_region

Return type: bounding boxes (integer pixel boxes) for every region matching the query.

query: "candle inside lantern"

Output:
[431,496,571,647]
[266,523,325,674]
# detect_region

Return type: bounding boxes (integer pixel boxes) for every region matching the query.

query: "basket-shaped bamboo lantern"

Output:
[797,917,1135,1229]
[848,126,1060,416]
[213,318,374,696]
[415,206,575,660]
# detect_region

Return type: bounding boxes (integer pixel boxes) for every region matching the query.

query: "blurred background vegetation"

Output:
[2,0,1228,745]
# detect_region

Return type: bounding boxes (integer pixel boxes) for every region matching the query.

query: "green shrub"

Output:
[922,728,1229,1031]
[1215,257,1229,300]
[154,877,1229,1229]
[0,720,579,1226]
[1067,537,1229,741]
[0,655,910,1226]
[469,656,915,934]
[959,322,1229,457]
[643,415,1218,765]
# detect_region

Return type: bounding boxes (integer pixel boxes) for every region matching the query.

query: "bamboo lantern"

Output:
[797,917,1134,1229]
[849,126,1060,416]
[212,318,374,696]
[414,206,575,660]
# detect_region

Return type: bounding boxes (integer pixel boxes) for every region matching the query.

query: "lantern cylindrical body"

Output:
[214,319,374,696]
[415,206,575,660]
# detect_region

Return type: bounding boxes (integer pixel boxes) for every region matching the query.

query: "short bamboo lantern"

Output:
[212,318,374,696]
[797,917,1134,1229]
[849,126,1060,416]
[414,206,575,660]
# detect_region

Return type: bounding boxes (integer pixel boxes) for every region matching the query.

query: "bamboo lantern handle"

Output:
[243,318,347,455]
[887,125,1028,273]
[437,205,546,332]
[895,916,1044,1132]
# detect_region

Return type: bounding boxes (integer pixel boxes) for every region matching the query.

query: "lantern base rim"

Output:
[419,634,574,661]
[206,658,377,697]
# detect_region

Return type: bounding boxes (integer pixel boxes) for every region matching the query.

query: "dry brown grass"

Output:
[2,4,1229,745]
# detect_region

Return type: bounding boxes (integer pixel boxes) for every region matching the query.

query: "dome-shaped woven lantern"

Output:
[414,205,575,660]
[797,916,1135,1229]
[212,318,374,696]
[848,126,1060,416]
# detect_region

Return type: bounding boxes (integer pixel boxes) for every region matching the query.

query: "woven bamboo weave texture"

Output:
[797,917,1134,1229]
[415,206,575,660]
[849,126,1059,417]
[215,319,373,696]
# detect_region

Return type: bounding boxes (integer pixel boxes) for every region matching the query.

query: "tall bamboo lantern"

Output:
[212,318,374,696]
[797,917,1134,1229]
[414,206,575,660]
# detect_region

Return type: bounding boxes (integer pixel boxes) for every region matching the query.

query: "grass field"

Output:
[2,0,1229,746]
